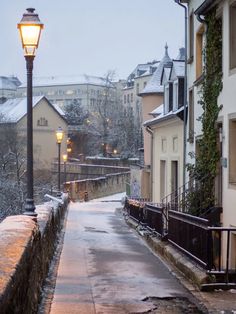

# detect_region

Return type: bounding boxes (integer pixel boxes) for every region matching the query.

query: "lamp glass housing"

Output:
[62,154,68,163]
[18,8,43,56]
[56,127,64,144]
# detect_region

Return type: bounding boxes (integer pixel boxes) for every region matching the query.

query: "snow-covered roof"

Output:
[144,106,184,127]
[19,75,114,88]
[170,61,185,80]
[0,96,64,123]
[0,76,19,90]
[53,103,65,116]
[161,67,172,85]
[124,61,159,88]
[139,44,172,95]
[149,104,164,117]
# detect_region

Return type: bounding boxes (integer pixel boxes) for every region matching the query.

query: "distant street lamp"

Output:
[18,8,43,216]
[56,127,64,196]
[62,154,68,184]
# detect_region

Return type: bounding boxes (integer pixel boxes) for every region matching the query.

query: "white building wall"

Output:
[217,1,236,229]
[152,118,183,203]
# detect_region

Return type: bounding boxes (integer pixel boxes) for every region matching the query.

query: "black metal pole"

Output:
[58,142,61,195]
[24,56,36,216]
[64,161,67,184]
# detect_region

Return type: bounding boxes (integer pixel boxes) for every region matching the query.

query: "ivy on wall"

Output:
[187,8,223,211]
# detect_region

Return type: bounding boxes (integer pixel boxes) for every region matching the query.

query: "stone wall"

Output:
[65,172,130,201]
[52,162,130,181]
[0,195,68,314]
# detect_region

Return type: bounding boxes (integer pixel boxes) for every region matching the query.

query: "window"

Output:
[173,137,178,153]
[131,93,133,102]
[160,160,166,199]
[196,24,204,79]
[90,98,96,106]
[188,89,194,143]
[229,118,236,184]
[169,82,173,112]
[66,90,74,95]
[178,78,185,108]
[173,82,178,111]
[124,95,126,104]
[189,13,194,62]
[161,138,167,153]
[37,117,48,126]
[47,90,55,96]
[230,2,236,69]
[143,81,147,88]
[136,83,139,95]
[164,85,169,114]
[127,94,130,103]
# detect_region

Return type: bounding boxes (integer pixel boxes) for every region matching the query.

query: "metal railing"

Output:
[125,198,236,285]
[161,175,216,217]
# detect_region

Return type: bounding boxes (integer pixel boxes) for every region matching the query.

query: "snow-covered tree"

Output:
[0,122,26,221]
[64,99,89,125]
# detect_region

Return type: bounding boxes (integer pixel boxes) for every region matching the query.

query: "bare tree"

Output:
[0,121,26,221]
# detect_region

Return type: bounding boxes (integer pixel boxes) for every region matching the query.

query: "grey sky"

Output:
[0,0,184,82]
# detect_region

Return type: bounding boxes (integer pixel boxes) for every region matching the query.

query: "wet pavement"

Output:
[48,194,204,314]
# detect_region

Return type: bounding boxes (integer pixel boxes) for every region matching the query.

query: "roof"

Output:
[124,61,159,89]
[0,96,66,123]
[149,104,164,117]
[0,76,20,90]
[139,44,172,95]
[19,75,115,88]
[170,61,185,80]
[194,0,217,16]
[144,106,184,127]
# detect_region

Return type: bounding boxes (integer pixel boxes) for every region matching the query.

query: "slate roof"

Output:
[170,61,185,80]
[144,106,184,127]
[0,76,20,90]
[139,44,172,95]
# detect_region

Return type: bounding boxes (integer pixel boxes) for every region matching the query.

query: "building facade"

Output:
[16,75,122,110]
[143,52,185,202]
[182,0,236,268]
[0,96,67,170]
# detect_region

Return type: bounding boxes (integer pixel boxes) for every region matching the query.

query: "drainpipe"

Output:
[175,0,188,190]
[146,125,154,201]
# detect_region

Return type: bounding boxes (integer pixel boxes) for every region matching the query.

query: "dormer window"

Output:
[173,81,178,111]
[37,117,48,126]
[164,82,173,114]
[178,78,185,108]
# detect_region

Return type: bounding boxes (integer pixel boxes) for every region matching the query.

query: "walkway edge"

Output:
[125,216,213,290]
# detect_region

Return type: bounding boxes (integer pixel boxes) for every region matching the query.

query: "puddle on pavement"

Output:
[84,226,108,233]
[137,296,205,314]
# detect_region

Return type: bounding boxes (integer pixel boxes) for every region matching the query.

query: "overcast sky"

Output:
[0,0,184,82]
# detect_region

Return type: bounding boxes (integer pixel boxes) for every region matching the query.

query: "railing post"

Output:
[226,230,230,284]
[207,228,213,270]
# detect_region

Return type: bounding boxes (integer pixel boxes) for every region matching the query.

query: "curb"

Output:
[125,215,211,290]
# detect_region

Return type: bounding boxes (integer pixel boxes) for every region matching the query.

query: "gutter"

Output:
[174,0,188,189]
[194,0,218,23]
[146,126,154,201]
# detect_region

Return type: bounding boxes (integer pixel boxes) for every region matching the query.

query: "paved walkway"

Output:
[49,193,203,314]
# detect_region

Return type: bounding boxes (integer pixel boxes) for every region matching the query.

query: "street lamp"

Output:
[18,8,43,216]
[56,127,64,196]
[62,154,68,185]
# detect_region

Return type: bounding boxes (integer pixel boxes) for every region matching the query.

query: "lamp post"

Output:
[62,154,68,185]
[56,127,64,196]
[18,8,43,215]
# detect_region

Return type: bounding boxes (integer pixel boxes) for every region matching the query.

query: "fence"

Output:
[125,198,236,283]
